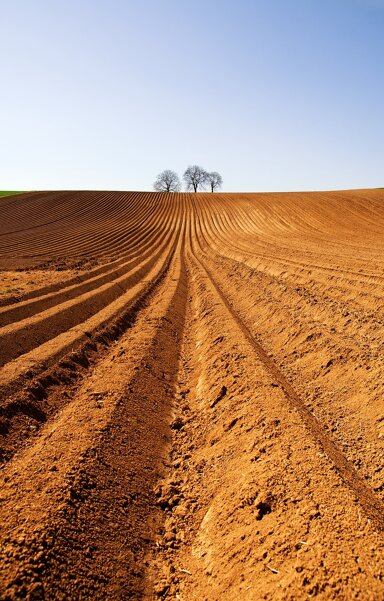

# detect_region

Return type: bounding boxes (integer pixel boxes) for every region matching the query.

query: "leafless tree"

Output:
[207,171,223,192]
[153,170,181,192]
[183,165,208,192]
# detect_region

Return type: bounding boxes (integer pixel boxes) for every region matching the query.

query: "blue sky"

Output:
[0,0,383,191]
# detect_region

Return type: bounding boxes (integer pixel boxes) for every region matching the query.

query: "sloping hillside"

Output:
[0,189,383,600]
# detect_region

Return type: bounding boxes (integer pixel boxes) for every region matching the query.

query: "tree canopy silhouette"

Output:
[183,165,208,192]
[206,171,223,192]
[153,170,181,192]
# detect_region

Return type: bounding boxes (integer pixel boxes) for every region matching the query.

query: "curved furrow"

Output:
[0,202,181,368]
[39,192,162,257]
[0,190,147,236]
[191,194,384,496]
[27,193,164,258]
[0,219,189,599]
[0,237,183,461]
[0,189,383,600]
[188,209,384,530]
[148,209,383,600]
[193,193,384,313]
[204,251,384,490]
[0,256,127,307]
[0,191,146,257]
[196,193,380,267]
[206,208,384,284]
[195,192,384,341]
[0,191,114,237]
[0,216,175,327]
[0,193,184,409]
[0,191,88,233]
[0,191,142,255]
[0,193,178,317]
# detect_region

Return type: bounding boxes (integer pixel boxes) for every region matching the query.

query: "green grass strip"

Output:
[0,191,27,197]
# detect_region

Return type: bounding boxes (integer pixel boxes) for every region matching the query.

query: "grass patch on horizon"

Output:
[0,191,26,197]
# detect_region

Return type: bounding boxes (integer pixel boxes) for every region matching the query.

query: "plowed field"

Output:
[0,190,383,600]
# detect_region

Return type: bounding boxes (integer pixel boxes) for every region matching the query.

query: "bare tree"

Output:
[153,170,181,192]
[183,165,208,192]
[207,171,223,192]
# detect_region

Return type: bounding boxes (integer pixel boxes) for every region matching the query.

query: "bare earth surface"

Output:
[0,189,383,600]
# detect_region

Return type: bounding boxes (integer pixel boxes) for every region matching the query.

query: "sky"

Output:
[0,0,383,192]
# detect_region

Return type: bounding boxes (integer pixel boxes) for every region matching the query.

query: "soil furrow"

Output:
[0,233,188,599]
[149,248,383,600]
[0,233,181,462]
[0,242,170,368]
[0,210,175,327]
[0,189,383,600]
[198,256,384,529]
[200,252,384,497]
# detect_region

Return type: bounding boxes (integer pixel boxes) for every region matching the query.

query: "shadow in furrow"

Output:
[21,253,188,600]
[0,241,178,464]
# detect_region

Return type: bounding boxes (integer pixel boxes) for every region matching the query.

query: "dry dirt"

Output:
[0,189,383,600]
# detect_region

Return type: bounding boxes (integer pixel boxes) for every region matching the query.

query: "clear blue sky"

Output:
[0,0,383,192]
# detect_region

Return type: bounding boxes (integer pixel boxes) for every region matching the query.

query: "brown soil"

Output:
[0,267,93,307]
[0,190,383,600]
